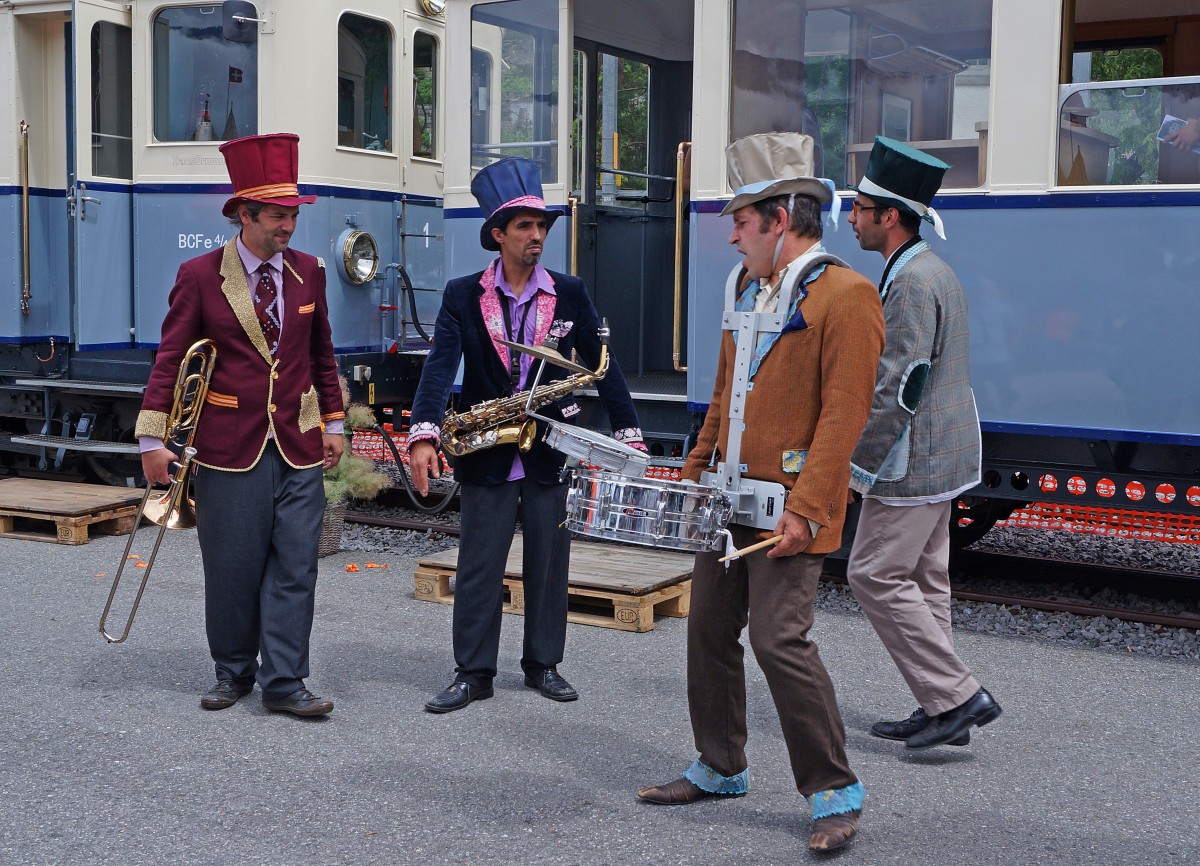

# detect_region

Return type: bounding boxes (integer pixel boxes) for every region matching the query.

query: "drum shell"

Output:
[542,420,650,476]
[564,468,732,552]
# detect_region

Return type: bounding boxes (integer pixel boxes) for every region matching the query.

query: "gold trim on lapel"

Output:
[283,259,304,284]
[219,238,274,365]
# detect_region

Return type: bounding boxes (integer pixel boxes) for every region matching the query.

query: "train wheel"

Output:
[950,497,1024,548]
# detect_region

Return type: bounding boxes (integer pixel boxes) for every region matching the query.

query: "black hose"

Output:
[375,423,458,514]
[396,265,434,344]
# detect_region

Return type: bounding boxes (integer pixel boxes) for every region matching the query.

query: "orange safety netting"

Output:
[350,424,451,472]
[997,503,1200,545]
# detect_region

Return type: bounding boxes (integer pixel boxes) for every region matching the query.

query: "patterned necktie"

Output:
[253,263,280,354]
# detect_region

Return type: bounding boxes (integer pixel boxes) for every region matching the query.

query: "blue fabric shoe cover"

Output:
[807,780,865,819]
[682,757,750,795]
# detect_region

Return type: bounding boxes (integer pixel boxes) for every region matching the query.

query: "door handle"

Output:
[78,182,102,221]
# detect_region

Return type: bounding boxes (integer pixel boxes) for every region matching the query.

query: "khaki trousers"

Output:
[847,498,979,716]
[687,523,857,796]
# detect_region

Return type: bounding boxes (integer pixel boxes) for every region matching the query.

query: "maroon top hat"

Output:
[219,132,317,218]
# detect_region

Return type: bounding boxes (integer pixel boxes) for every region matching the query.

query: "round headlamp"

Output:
[420,0,446,16]
[340,230,379,284]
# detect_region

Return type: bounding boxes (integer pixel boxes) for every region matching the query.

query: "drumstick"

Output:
[718,534,784,562]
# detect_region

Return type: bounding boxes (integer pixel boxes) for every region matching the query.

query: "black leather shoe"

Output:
[200,679,253,710]
[262,688,334,717]
[524,668,578,702]
[906,688,1001,750]
[425,681,494,714]
[872,708,969,746]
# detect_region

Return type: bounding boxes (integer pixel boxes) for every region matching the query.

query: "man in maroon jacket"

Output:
[136,133,345,717]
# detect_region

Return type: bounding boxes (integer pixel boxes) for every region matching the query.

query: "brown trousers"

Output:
[847,498,980,716]
[687,523,858,796]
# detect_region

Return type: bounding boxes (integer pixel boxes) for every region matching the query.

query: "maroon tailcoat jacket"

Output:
[135,239,344,470]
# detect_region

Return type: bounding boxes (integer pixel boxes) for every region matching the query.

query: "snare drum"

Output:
[541,418,650,476]
[564,468,733,552]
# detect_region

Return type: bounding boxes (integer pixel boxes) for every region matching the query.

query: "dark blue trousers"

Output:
[192,444,325,700]
[452,478,571,687]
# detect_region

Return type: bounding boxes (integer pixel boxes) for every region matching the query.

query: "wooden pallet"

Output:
[415,534,694,632]
[0,478,144,544]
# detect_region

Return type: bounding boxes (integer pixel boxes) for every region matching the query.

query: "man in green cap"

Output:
[846,136,1002,751]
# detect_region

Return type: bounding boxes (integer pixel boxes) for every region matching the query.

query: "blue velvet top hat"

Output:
[471,157,561,251]
[849,136,949,239]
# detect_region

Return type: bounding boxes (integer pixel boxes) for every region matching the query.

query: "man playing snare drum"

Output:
[636,133,884,853]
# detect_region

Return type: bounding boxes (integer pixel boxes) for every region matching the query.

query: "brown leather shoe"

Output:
[636,777,743,805]
[809,809,860,852]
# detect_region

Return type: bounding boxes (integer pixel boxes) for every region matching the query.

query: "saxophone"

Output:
[441,327,610,457]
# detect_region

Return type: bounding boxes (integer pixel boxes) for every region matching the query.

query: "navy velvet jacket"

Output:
[410,265,642,486]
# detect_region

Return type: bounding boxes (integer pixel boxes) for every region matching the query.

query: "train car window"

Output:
[151,6,258,142]
[338,14,393,152]
[470,0,559,181]
[1058,78,1200,186]
[412,30,438,159]
[731,0,992,189]
[595,53,650,207]
[471,47,493,169]
[571,49,587,199]
[91,22,132,179]
[1059,0,1200,188]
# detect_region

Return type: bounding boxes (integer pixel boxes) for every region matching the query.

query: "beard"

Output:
[520,248,543,267]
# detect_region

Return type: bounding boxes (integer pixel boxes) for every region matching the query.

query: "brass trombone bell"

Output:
[140,489,198,530]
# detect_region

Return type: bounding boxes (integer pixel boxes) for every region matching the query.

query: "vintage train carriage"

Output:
[0,0,446,481]
[442,0,1200,537]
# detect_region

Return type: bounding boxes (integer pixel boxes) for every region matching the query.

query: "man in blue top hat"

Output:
[846,136,1002,750]
[408,157,646,714]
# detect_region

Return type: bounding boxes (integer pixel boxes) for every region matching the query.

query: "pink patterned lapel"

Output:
[477,260,509,369]
[533,272,557,347]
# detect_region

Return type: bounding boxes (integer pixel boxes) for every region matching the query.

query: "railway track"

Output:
[344,510,1200,631]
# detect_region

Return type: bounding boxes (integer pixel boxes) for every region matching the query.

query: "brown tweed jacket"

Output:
[683,262,885,554]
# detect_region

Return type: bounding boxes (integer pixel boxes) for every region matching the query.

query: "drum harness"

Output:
[702,247,851,561]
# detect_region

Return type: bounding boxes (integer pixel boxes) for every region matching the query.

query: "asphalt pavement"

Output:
[1,528,1197,866]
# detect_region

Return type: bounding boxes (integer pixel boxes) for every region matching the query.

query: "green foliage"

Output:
[1088,49,1163,83]
[1081,48,1167,185]
[323,440,391,505]
[344,403,378,431]
[805,55,851,185]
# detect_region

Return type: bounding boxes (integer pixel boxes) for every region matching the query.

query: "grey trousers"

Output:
[687,523,858,796]
[846,498,980,716]
[451,478,571,687]
[192,444,325,700]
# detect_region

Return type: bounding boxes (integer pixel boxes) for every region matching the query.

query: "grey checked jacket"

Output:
[850,246,981,500]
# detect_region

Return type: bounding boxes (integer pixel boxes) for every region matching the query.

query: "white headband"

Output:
[856,176,946,240]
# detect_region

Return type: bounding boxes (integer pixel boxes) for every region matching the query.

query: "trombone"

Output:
[99,339,218,643]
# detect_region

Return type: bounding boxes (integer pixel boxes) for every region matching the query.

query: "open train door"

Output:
[445,0,695,451]
[67,0,134,355]
[569,3,694,447]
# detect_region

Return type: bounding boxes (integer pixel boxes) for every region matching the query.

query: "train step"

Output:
[8,434,140,455]
[0,478,143,544]
[14,378,145,396]
[414,534,694,632]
